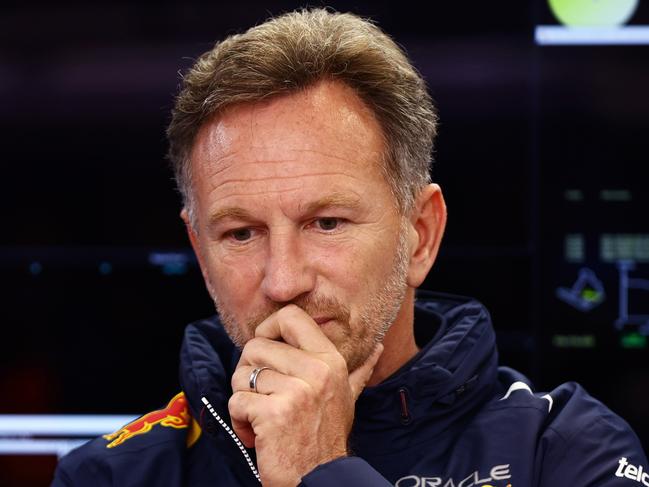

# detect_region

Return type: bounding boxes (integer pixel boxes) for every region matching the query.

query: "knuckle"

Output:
[291,380,312,404]
[266,400,289,423]
[309,360,334,393]
[248,336,263,350]
[276,305,298,322]
[241,337,263,362]
[231,367,248,391]
[228,393,243,415]
[311,359,332,382]
[332,354,348,374]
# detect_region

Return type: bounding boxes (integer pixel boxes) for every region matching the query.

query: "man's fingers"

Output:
[228,391,266,448]
[254,304,337,353]
[348,343,383,400]
[231,417,256,449]
[238,336,305,368]
[232,364,307,395]
[238,337,340,383]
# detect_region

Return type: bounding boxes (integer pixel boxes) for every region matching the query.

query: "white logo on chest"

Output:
[395,464,512,487]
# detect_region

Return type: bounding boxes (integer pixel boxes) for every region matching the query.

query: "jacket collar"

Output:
[179,316,241,426]
[353,292,499,442]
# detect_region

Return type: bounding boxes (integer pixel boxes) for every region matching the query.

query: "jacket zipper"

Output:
[201,396,261,483]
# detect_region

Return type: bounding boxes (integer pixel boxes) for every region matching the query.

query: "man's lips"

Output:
[313,317,334,325]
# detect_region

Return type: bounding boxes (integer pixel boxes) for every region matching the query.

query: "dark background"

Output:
[1,1,648,485]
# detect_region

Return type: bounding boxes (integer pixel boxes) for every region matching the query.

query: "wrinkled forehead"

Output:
[189,80,388,179]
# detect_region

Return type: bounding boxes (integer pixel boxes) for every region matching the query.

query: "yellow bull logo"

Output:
[103,392,191,448]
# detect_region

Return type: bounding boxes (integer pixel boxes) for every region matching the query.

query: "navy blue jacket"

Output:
[53,293,648,486]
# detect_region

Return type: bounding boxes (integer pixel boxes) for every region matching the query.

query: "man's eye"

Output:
[316,218,341,231]
[229,228,252,241]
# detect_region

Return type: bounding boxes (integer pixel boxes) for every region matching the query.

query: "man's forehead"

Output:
[190,80,386,172]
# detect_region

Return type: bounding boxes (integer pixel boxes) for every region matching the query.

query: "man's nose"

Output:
[260,230,315,303]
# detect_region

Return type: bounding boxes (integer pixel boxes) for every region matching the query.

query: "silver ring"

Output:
[249,367,271,393]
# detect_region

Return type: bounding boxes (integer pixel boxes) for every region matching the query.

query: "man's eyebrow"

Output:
[208,207,255,227]
[208,194,363,228]
[302,194,364,214]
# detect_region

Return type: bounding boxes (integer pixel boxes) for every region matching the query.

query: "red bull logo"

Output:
[103,392,191,448]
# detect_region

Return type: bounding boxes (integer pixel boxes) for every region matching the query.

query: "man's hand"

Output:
[228,305,383,487]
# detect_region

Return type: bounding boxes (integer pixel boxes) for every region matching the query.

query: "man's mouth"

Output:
[313,316,334,325]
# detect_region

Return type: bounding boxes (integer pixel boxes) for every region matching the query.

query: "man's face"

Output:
[186,80,411,372]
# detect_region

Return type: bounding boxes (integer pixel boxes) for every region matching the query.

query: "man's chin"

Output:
[343,342,383,374]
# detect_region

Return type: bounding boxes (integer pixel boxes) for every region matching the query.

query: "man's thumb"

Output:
[348,343,383,400]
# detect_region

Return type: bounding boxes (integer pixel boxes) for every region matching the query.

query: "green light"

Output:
[552,334,596,348]
[620,333,647,349]
[549,0,638,27]
[581,289,601,303]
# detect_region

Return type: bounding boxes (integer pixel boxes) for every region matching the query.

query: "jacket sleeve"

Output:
[51,457,112,487]
[51,466,73,487]
[537,384,649,486]
[299,457,393,486]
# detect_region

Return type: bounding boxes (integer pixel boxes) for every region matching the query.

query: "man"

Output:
[53,8,647,487]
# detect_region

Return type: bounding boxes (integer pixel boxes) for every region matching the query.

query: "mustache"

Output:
[246,294,351,329]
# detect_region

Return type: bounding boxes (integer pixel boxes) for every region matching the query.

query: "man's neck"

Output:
[367,287,418,386]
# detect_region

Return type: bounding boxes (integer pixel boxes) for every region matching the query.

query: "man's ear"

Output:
[406,184,447,288]
[180,208,200,258]
[181,208,213,294]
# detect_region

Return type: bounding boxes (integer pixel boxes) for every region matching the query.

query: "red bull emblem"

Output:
[103,392,191,448]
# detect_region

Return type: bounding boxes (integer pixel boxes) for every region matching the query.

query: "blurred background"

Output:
[1,0,648,485]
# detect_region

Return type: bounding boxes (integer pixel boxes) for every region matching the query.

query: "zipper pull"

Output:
[398,388,412,425]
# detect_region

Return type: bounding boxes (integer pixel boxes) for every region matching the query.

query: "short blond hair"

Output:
[167,8,437,224]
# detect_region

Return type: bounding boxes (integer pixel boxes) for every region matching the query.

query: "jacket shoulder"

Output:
[538,382,648,486]
[52,392,201,487]
[490,371,647,485]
